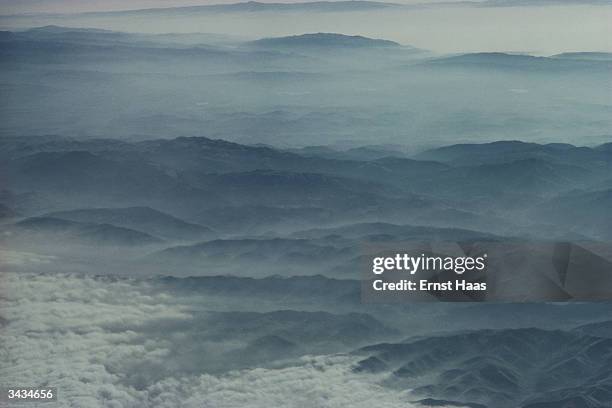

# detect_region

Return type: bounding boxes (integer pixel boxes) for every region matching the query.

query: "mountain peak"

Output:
[249,33,400,48]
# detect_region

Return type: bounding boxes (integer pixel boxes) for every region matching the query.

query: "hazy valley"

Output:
[1,6,611,408]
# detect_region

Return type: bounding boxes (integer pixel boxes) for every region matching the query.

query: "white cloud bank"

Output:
[0,269,423,408]
[151,355,415,408]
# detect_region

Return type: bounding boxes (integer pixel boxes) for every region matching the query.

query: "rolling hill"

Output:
[248,33,401,48]
[354,327,612,408]
[45,206,214,241]
[11,216,163,246]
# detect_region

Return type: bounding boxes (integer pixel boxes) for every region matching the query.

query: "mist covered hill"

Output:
[1,26,610,147]
[1,12,612,408]
[2,135,610,239]
[355,327,612,407]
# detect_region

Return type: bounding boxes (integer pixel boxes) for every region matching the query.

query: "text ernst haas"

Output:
[372,280,487,291]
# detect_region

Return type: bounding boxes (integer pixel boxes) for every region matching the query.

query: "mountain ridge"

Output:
[354,327,612,408]
[45,206,215,241]
[248,32,401,48]
[74,1,398,16]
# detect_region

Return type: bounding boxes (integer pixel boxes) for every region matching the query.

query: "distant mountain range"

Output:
[552,52,612,61]
[2,135,610,240]
[248,33,401,48]
[4,26,610,77]
[7,0,609,17]
[416,140,611,168]
[6,135,609,288]
[420,52,612,72]
[0,27,414,61]
[477,0,612,6]
[425,0,612,7]
[87,0,612,16]
[79,1,398,16]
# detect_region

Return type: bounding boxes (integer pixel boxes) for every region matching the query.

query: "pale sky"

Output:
[0,0,468,14]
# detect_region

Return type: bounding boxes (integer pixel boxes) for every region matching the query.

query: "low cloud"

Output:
[0,271,421,408]
[153,355,414,408]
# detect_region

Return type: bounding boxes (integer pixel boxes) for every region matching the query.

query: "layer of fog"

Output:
[3,252,612,407]
[0,269,422,408]
[1,5,611,54]
[2,41,610,149]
